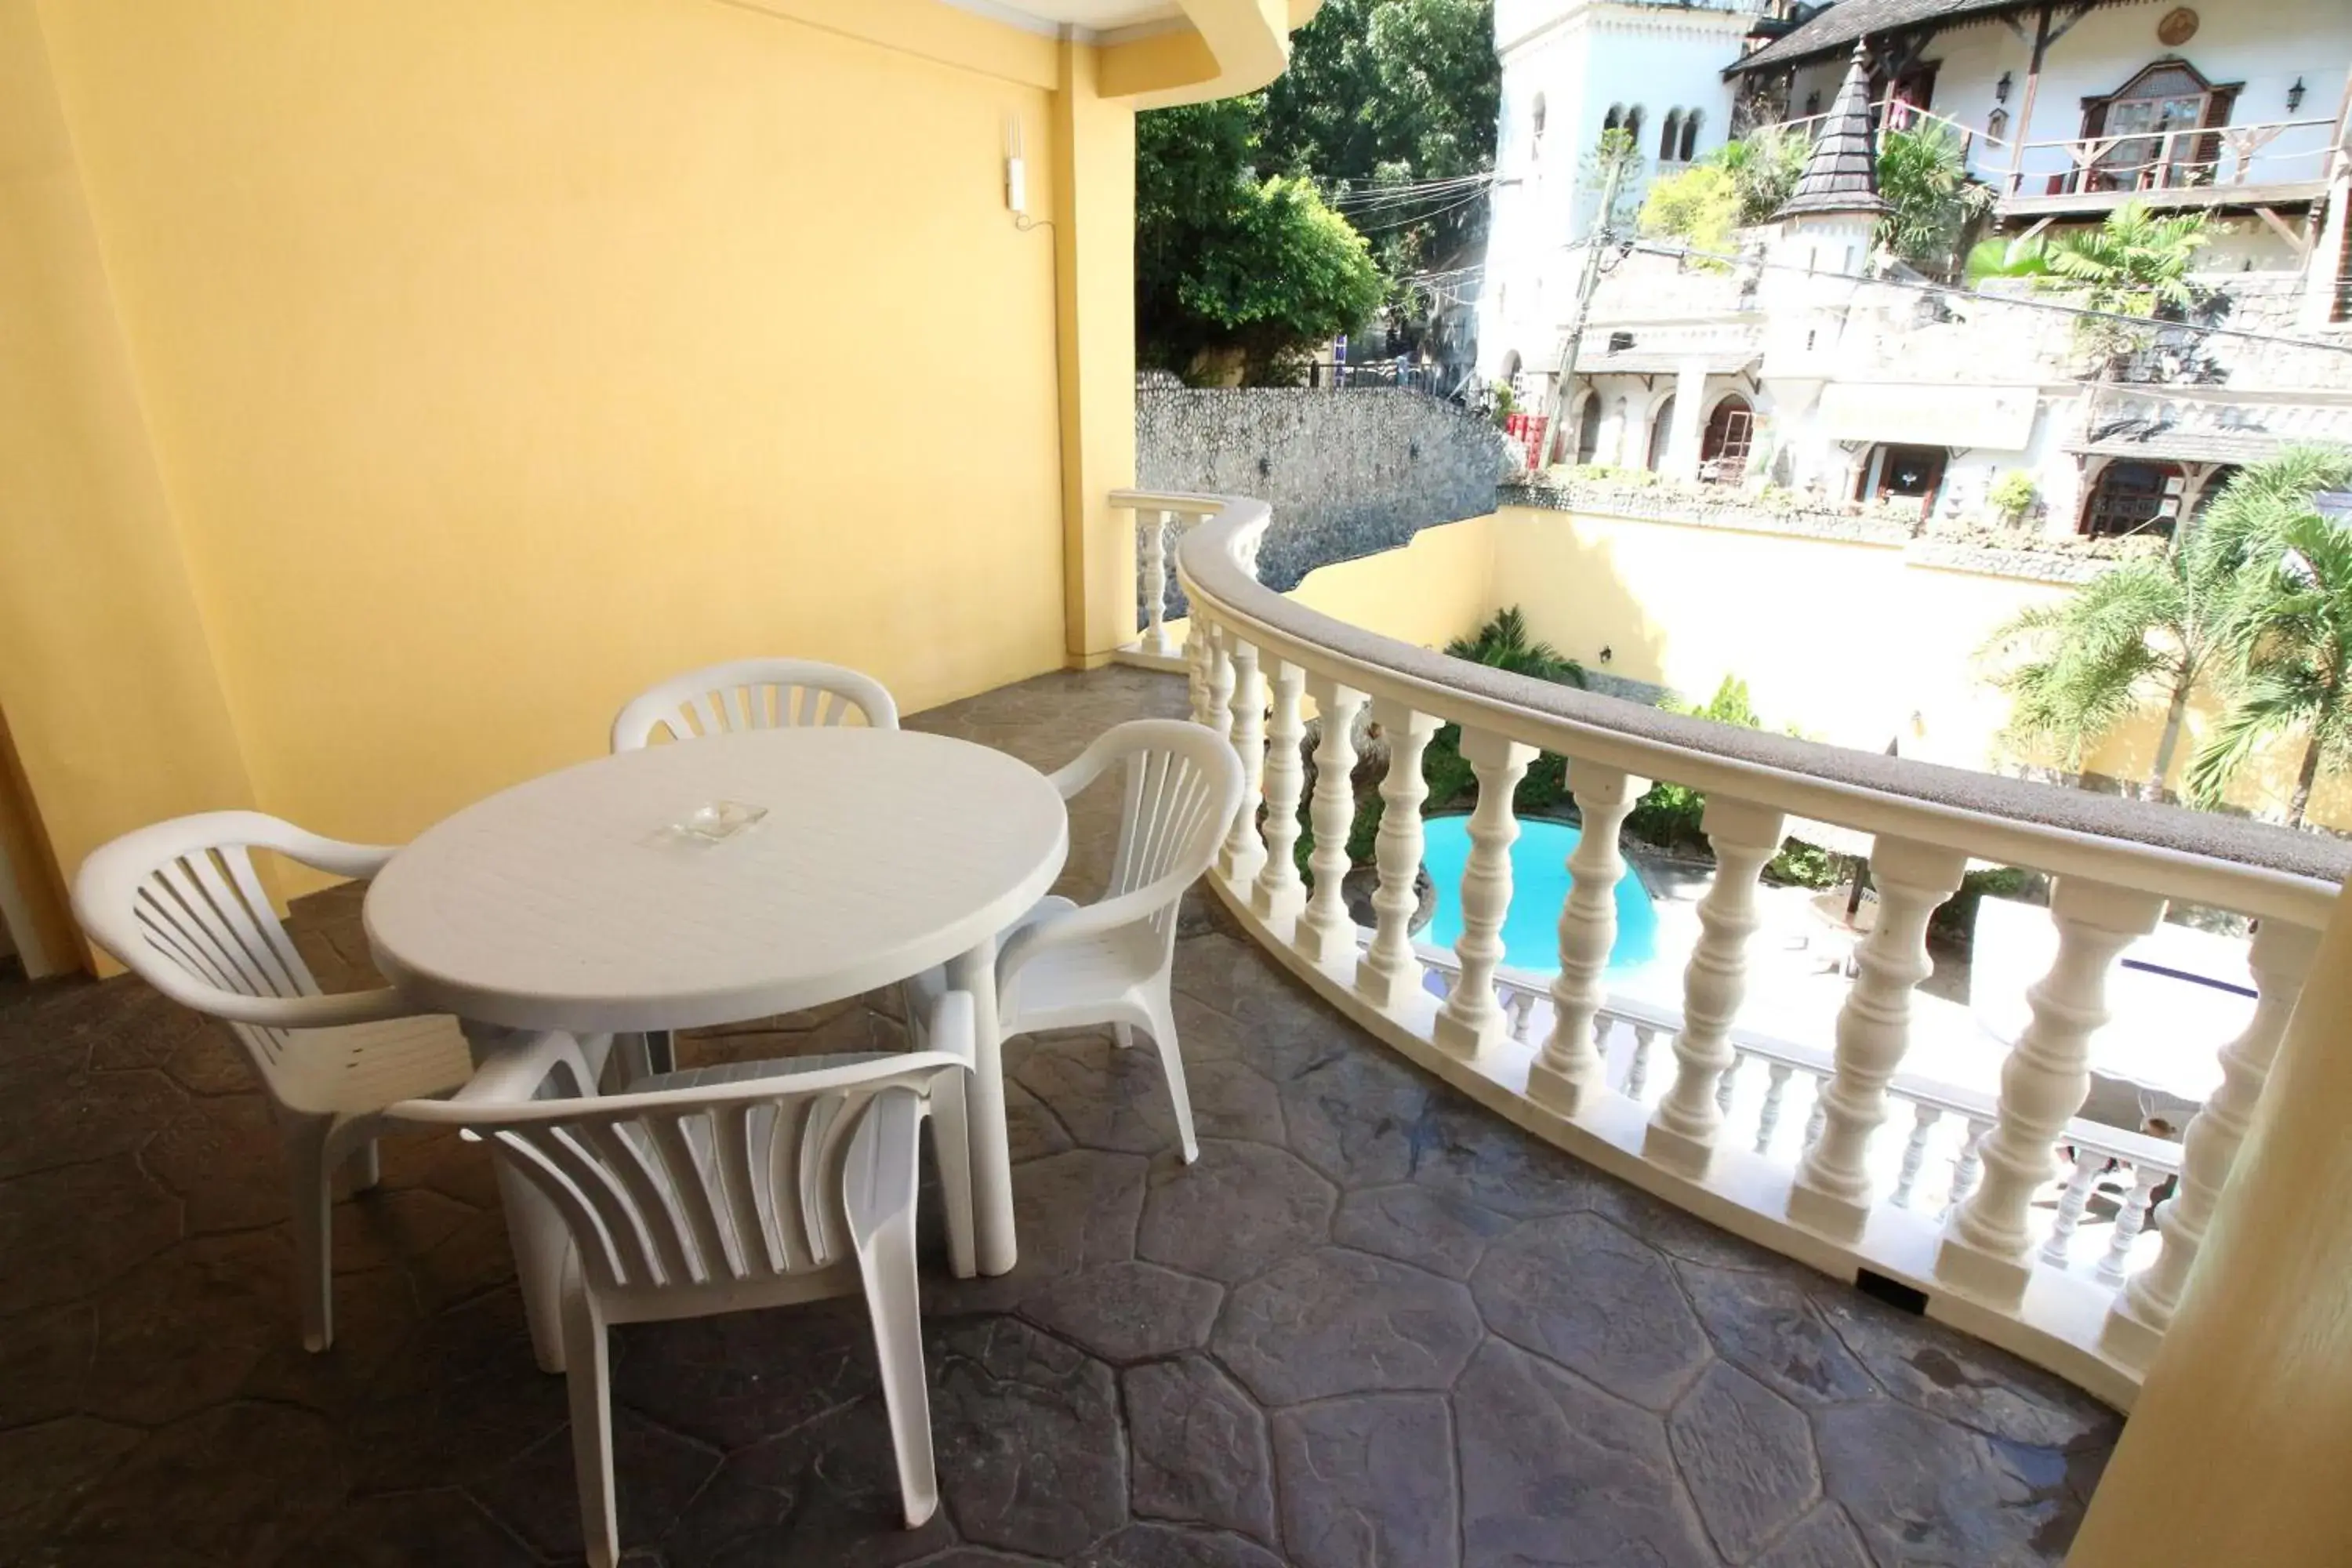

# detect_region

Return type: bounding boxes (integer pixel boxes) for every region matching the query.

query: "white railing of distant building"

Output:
[2003,117,2338,201]
[1112,487,2347,1410]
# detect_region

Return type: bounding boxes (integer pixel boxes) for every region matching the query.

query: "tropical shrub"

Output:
[1639,164,1741,268]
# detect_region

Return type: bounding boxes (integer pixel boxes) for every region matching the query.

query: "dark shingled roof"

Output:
[1775,44,1889,218]
[1726,0,2119,78]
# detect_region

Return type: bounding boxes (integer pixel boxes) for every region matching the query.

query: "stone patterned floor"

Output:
[0,666,2121,1566]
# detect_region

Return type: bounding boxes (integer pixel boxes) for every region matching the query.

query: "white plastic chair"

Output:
[609,657,900,1080]
[911,719,1243,1163]
[610,656,899,751]
[391,993,978,1568]
[71,811,481,1352]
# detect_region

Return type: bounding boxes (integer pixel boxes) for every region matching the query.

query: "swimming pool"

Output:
[1419,815,1659,977]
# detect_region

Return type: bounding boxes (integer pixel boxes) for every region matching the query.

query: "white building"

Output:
[1524,0,2352,539]
[1474,0,1765,387]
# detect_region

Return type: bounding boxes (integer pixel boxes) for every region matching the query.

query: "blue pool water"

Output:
[1421,815,1658,977]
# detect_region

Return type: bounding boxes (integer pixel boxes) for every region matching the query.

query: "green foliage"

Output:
[1965,235,2049,284]
[1764,836,1841,889]
[1258,0,1498,350]
[1583,127,1646,232]
[2187,448,2352,826]
[1987,470,2038,521]
[1875,122,1994,277]
[1137,98,1388,382]
[1489,380,1516,427]
[1638,163,1741,268]
[1443,606,1588,687]
[1626,677,1760,848]
[2037,201,2209,366]
[1707,123,1809,227]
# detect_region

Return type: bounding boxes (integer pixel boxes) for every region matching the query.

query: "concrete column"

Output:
[1051,40,1139,666]
[1665,358,1709,480]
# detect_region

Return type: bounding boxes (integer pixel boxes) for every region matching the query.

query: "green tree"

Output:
[1137,101,1387,382]
[1875,122,1994,278]
[2187,449,2352,826]
[1711,122,1808,226]
[1443,606,1587,685]
[1639,163,1741,267]
[2037,200,2209,368]
[1984,523,2252,798]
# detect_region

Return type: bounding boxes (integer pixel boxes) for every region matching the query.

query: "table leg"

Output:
[948,938,1018,1276]
[460,1019,572,1375]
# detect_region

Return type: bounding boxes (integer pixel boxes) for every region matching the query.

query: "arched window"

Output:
[1679,110,1701,163]
[1574,390,1602,465]
[1700,395,1752,482]
[2082,459,2183,536]
[1659,109,1682,162]
[1624,106,1645,146]
[1602,104,1624,133]
[1646,395,1676,472]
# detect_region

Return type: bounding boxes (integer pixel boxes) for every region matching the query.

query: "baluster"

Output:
[1942,1116,1992,1218]
[1624,1023,1657,1101]
[1355,702,1441,1011]
[1204,624,1236,747]
[1218,640,1268,886]
[1800,1074,1828,1153]
[2103,920,2318,1366]
[1890,1103,1942,1208]
[1141,510,1174,656]
[1644,797,1785,1177]
[2096,1165,2166,1288]
[1293,678,1367,967]
[1432,728,1537,1062]
[1184,615,1210,726]
[1526,762,1646,1117]
[2039,1150,2107,1268]
[1940,878,2165,1308]
[1508,987,1540,1045]
[1788,838,1968,1240]
[1716,1051,1744,1117]
[1755,1062,1795,1155]
[1250,662,1309,922]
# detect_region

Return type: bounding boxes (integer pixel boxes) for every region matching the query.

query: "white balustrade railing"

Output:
[1113,492,1227,670]
[1134,488,2349,1410]
[2002,116,2336,201]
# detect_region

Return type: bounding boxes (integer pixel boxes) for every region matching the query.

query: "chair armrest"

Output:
[996,877,1185,992]
[387,1030,601,1123]
[172,979,425,1031]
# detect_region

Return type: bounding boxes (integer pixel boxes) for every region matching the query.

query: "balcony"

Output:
[1122,491,2350,1402]
[2,653,2133,1564]
[1994,116,2339,221]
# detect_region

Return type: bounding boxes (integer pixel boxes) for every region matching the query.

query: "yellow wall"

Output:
[1286,506,2352,829]
[2067,880,2352,1566]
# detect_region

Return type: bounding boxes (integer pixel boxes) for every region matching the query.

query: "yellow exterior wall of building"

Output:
[1285,506,2352,830]
[30,0,1073,874]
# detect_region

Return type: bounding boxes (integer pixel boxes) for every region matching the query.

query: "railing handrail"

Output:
[2012,114,2335,154]
[1149,490,2351,925]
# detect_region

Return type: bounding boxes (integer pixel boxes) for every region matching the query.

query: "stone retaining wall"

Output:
[1139,387,1518,597]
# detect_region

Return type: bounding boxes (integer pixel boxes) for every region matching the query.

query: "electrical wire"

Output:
[1611,235,2352,358]
[1349,185,1494,235]
[1328,172,1495,209]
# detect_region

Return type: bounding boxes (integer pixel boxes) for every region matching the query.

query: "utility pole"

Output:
[1540,144,1631,468]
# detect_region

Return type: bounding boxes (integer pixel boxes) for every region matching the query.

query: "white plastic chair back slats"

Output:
[1106,745,1226,943]
[416,1048,963,1298]
[611,658,899,752]
[131,844,318,1069]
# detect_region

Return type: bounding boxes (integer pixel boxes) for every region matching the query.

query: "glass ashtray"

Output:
[666,800,768,843]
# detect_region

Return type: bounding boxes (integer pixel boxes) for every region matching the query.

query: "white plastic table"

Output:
[365,726,1067,1359]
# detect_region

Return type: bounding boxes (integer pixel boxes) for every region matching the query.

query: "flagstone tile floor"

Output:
[0,666,2118,1566]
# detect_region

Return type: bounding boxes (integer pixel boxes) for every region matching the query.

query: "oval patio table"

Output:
[365,725,1067,1366]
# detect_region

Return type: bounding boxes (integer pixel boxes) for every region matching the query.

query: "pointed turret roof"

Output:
[1775,42,1889,220]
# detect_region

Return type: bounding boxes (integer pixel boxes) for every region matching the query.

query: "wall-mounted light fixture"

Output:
[1994,70,2013,103]
[2287,77,2307,113]
[1005,115,1027,216]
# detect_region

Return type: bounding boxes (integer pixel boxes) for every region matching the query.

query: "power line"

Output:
[1349,185,1493,235]
[1328,172,1494,209]
[1605,236,2352,360]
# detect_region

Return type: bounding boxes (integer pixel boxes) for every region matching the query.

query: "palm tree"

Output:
[2038,200,2209,369]
[1875,122,1994,278]
[1985,495,2263,797]
[1445,606,1586,686]
[2187,449,2352,826]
